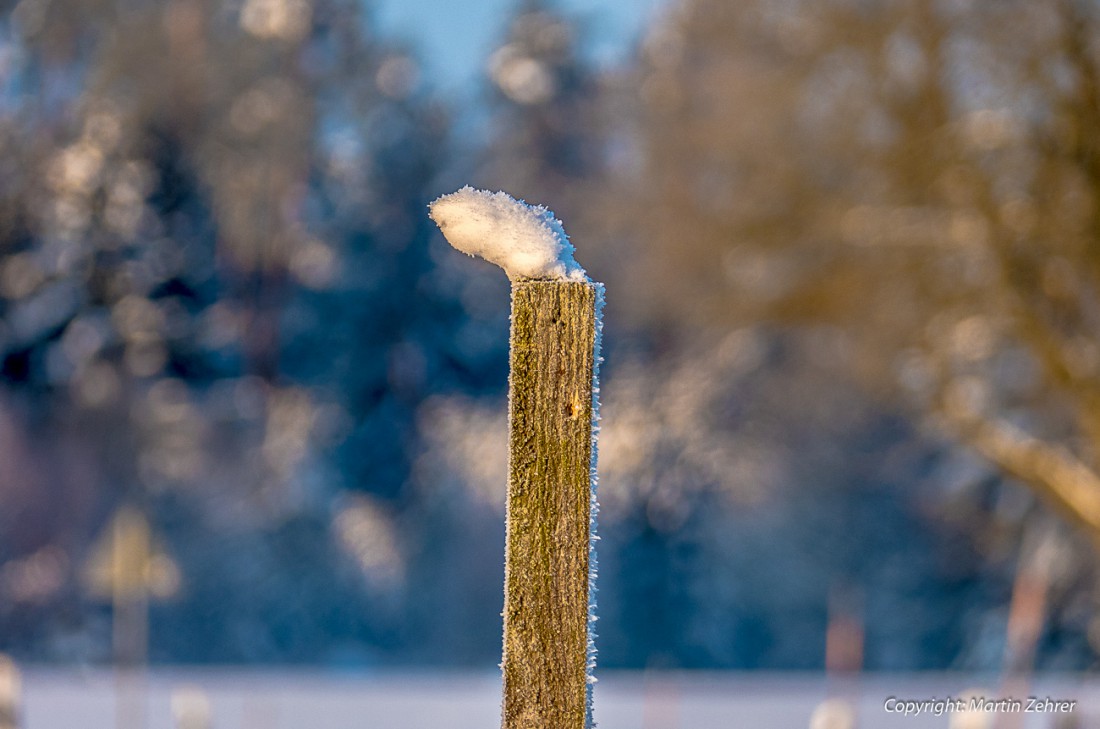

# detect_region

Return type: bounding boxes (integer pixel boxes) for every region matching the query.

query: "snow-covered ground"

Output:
[14,669,1099,728]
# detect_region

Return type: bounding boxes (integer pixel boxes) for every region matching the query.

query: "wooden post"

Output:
[0,655,19,729]
[85,506,181,729]
[171,686,212,729]
[502,279,600,729]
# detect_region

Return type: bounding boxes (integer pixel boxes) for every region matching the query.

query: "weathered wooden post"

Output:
[430,187,602,729]
[504,279,598,728]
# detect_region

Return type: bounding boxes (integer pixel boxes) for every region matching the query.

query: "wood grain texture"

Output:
[502,280,597,729]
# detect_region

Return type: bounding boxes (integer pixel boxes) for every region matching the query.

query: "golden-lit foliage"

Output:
[613,0,1100,542]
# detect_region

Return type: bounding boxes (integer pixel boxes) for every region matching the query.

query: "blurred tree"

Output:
[480,0,600,194]
[625,0,1100,541]
[611,0,1100,667]
[0,0,479,663]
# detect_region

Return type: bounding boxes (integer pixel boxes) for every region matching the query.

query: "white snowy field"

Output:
[15,668,1099,728]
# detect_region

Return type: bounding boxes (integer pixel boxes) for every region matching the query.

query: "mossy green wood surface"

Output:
[503,280,597,729]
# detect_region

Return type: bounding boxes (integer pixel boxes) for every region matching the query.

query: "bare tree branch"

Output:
[942,401,1100,542]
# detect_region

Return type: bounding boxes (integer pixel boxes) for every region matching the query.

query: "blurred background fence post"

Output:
[84,506,181,729]
[170,686,212,729]
[0,655,19,729]
[502,280,599,729]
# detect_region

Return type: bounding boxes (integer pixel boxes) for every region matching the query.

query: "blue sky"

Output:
[371,0,670,94]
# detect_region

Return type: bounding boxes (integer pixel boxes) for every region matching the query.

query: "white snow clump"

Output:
[429,186,587,282]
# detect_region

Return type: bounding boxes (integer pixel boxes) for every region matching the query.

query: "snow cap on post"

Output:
[429,186,588,282]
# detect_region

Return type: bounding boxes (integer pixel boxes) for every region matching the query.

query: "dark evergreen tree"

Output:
[0,0,492,663]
